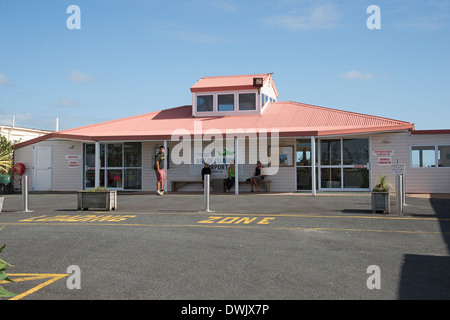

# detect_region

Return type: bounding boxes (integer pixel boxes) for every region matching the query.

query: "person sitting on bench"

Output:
[201,162,211,187]
[225,161,235,193]
[250,161,265,192]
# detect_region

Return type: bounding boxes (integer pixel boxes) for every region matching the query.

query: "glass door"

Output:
[296,139,317,190]
[320,139,342,189]
[318,138,370,191]
[84,142,142,190]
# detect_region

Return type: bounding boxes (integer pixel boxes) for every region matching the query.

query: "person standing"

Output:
[154,145,166,195]
[201,162,211,187]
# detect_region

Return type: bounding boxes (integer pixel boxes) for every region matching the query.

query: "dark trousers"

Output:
[225,177,235,191]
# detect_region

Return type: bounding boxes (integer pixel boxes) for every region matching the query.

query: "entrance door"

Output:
[33,146,52,191]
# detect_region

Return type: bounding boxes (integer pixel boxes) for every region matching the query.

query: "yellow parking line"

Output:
[96,211,450,221]
[1,222,447,235]
[5,273,69,300]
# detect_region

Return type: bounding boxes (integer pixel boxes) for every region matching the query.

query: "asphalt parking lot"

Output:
[0,191,449,303]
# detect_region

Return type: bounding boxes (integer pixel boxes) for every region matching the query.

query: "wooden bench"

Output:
[241,179,271,192]
[171,180,203,191]
[171,179,271,192]
[218,179,272,192]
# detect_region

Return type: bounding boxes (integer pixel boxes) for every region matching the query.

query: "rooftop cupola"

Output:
[190,73,278,117]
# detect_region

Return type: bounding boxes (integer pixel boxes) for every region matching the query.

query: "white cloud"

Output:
[0,73,13,86]
[265,4,342,31]
[68,70,95,83]
[341,70,375,81]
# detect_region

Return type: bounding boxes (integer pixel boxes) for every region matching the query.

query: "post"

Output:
[204,174,211,212]
[234,137,239,195]
[396,174,403,215]
[95,141,100,188]
[163,140,168,179]
[402,173,406,206]
[311,136,316,196]
[22,175,33,213]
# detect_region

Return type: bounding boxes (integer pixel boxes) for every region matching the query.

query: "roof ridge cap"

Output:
[201,73,271,79]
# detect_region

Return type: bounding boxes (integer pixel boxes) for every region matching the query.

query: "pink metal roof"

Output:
[190,73,279,97]
[15,101,414,149]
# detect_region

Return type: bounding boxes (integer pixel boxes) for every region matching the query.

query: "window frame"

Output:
[196,94,214,113]
[83,142,143,190]
[410,144,450,169]
[217,93,235,112]
[238,93,257,111]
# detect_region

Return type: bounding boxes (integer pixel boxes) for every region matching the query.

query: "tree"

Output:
[0,135,16,175]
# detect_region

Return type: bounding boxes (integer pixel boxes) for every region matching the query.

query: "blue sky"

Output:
[0,0,449,131]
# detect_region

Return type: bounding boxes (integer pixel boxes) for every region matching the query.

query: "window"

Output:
[124,142,142,167]
[261,93,270,107]
[238,93,256,111]
[296,139,318,190]
[321,139,341,165]
[107,143,122,167]
[343,139,369,165]
[438,146,450,167]
[411,145,450,168]
[319,138,369,190]
[412,146,436,167]
[197,95,213,112]
[218,94,234,111]
[321,168,341,188]
[343,168,369,189]
[84,142,142,190]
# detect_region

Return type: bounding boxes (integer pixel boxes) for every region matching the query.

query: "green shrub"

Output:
[372,175,390,192]
[0,227,16,298]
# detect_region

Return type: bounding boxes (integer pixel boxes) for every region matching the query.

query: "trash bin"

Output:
[0,174,12,195]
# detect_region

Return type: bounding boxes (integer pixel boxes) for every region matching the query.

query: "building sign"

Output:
[66,155,81,168]
[65,155,81,160]
[190,150,244,177]
[377,157,392,166]
[68,160,79,168]
[391,164,405,175]
[373,150,395,157]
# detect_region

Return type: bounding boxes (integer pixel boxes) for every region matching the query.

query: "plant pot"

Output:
[77,190,117,211]
[371,192,390,214]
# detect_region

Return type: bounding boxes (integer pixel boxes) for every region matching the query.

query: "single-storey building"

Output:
[13,73,450,194]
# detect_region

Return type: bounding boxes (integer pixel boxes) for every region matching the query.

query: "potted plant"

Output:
[77,187,117,211]
[371,175,390,214]
[0,151,13,213]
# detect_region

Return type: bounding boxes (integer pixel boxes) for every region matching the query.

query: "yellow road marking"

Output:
[1,222,448,235]
[19,214,137,223]
[2,273,68,300]
[93,211,450,221]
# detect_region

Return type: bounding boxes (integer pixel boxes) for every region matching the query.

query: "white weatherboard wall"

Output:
[13,137,296,193]
[371,132,450,193]
[13,139,83,191]
[162,138,295,193]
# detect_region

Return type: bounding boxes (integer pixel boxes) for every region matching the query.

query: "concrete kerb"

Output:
[0,192,449,217]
